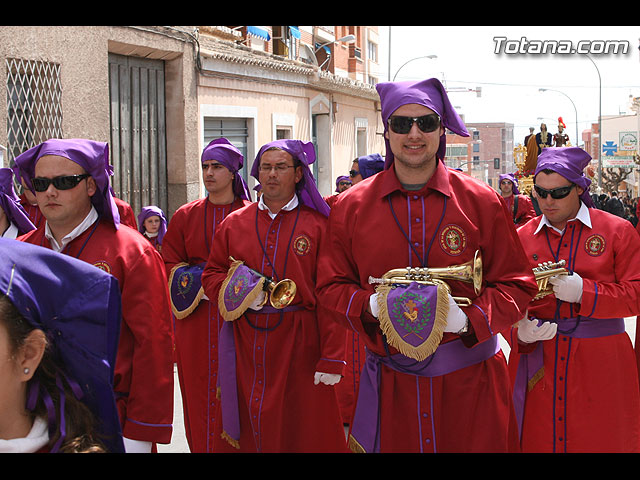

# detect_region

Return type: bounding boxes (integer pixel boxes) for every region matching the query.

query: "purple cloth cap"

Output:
[534,147,595,208]
[0,168,35,235]
[499,173,521,195]
[12,138,121,228]
[201,138,251,201]
[356,153,385,179]
[251,139,330,217]
[0,238,124,453]
[375,78,469,170]
[137,205,167,244]
[335,175,351,193]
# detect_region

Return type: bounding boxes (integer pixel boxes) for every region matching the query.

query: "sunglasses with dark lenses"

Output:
[388,114,441,134]
[534,184,576,200]
[349,170,360,177]
[31,174,91,192]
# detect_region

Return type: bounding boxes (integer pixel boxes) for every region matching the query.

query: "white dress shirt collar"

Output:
[534,201,591,235]
[45,206,99,252]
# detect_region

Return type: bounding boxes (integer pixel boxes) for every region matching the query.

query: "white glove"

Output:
[123,437,152,453]
[249,291,267,311]
[369,292,380,318]
[443,293,469,333]
[549,272,583,304]
[516,315,557,344]
[314,372,341,386]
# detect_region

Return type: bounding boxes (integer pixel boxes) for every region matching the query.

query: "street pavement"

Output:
[156,317,637,453]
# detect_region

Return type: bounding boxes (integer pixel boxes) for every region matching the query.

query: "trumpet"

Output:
[532,259,568,300]
[229,257,297,309]
[367,250,482,307]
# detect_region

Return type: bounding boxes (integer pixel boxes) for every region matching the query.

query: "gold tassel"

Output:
[218,259,266,322]
[221,430,240,450]
[376,282,450,361]
[168,262,205,319]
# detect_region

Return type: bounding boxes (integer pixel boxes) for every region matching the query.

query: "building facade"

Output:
[445,122,514,189]
[0,26,383,218]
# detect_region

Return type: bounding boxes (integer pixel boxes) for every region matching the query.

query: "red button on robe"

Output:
[202,202,348,453]
[316,162,538,452]
[507,209,640,453]
[162,197,249,453]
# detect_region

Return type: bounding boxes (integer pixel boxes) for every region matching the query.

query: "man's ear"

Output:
[86,176,97,197]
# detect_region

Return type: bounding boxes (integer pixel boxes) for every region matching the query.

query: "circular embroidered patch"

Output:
[584,234,606,256]
[293,234,311,256]
[177,271,194,296]
[439,224,467,256]
[93,261,111,274]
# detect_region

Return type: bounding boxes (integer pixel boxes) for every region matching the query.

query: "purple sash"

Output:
[349,335,501,453]
[512,316,625,437]
[218,305,301,449]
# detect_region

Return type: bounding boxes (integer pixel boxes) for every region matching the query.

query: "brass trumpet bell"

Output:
[532,259,568,300]
[368,250,482,307]
[261,277,297,309]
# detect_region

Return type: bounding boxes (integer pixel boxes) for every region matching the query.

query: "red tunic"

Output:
[19,194,45,229]
[20,220,174,444]
[502,193,537,226]
[508,208,640,452]
[201,202,348,453]
[316,161,538,452]
[162,196,249,452]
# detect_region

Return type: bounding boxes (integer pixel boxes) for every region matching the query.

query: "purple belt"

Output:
[218,305,301,449]
[349,335,501,453]
[513,316,625,438]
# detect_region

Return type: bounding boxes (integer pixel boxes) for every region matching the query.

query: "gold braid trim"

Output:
[348,434,366,453]
[168,262,205,319]
[221,430,240,450]
[528,366,545,392]
[376,282,450,362]
[218,259,266,322]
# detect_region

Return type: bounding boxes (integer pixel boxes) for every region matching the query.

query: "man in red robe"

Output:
[316,78,538,453]
[508,146,640,452]
[13,138,174,452]
[201,139,347,453]
[162,138,251,452]
[498,173,537,225]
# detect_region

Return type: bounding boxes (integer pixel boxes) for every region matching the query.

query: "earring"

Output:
[23,367,30,375]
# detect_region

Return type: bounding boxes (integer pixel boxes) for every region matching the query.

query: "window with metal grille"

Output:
[5,58,63,165]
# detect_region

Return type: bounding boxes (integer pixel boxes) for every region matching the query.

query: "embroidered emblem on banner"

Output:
[585,234,605,257]
[178,271,194,296]
[293,234,311,256]
[93,261,111,274]
[375,281,449,361]
[218,259,266,322]
[439,224,467,256]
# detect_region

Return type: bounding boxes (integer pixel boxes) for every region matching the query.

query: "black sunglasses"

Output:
[388,114,441,134]
[534,184,576,200]
[31,174,91,192]
[349,170,360,177]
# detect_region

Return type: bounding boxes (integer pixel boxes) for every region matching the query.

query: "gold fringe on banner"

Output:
[218,259,266,322]
[376,282,450,361]
[168,262,204,319]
